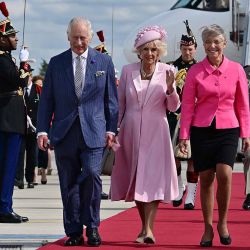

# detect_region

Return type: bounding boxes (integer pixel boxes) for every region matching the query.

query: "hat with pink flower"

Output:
[134,25,166,49]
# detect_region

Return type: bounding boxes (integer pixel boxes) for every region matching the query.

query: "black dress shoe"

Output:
[12,212,29,222]
[243,193,250,210]
[27,183,34,188]
[86,228,101,246]
[64,235,84,246]
[0,212,22,223]
[184,203,195,210]
[14,179,24,189]
[101,192,109,200]
[173,189,186,207]
[173,198,183,207]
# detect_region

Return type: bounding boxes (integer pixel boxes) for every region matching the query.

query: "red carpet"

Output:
[39,173,250,249]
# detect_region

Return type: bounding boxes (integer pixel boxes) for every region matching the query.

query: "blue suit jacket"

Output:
[37,47,118,148]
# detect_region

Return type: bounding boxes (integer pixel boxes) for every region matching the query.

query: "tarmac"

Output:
[0,152,244,250]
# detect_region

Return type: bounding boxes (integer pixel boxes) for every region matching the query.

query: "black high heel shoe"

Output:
[200,230,214,248]
[144,236,155,244]
[41,169,47,185]
[217,226,231,245]
[200,239,213,247]
[219,235,232,245]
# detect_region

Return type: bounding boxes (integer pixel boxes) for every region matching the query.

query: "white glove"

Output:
[27,115,36,132]
[19,47,29,62]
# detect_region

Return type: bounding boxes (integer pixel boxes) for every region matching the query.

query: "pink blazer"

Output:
[180,56,250,139]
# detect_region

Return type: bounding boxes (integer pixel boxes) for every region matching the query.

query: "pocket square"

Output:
[95,71,105,77]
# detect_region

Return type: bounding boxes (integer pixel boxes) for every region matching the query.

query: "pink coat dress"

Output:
[110,62,180,202]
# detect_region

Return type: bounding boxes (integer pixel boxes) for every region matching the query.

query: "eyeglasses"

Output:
[204,39,225,45]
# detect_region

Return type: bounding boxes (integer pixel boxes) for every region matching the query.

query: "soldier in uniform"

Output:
[16,66,41,189]
[0,2,30,223]
[167,20,199,210]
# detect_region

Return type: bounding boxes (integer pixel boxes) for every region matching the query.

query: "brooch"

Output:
[95,71,105,77]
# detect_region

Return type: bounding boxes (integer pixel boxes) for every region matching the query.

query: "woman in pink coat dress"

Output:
[110,26,180,244]
[179,25,250,247]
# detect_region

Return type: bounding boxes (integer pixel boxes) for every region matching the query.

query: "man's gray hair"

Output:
[67,17,93,39]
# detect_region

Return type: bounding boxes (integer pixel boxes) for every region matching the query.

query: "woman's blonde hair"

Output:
[133,39,167,60]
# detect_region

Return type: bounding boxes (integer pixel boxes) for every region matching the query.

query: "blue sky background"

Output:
[6,0,177,76]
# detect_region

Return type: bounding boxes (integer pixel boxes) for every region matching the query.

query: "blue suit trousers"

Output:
[54,118,103,237]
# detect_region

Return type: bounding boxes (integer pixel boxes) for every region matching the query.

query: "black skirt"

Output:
[190,119,239,172]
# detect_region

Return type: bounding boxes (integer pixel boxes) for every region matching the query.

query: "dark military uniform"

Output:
[0,50,29,217]
[16,82,40,187]
[167,56,197,139]
[0,50,27,134]
[0,2,30,222]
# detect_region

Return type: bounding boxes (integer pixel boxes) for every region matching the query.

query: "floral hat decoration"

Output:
[134,25,167,49]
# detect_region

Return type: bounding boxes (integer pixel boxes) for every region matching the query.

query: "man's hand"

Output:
[106,133,115,148]
[37,135,49,151]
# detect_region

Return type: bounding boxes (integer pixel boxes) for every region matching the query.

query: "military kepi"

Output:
[180,20,197,47]
[0,2,17,36]
[94,30,108,54]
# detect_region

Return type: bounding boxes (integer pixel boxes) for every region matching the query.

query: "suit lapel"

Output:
[63,49,74,89]
[143,62,161,106]
[132,66,142,105]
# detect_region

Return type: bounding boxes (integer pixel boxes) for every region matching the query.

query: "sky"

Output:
[6,0,177,76]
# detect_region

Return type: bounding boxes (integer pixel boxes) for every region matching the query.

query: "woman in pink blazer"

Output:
[179,24,250,247]
[110,26,180,244]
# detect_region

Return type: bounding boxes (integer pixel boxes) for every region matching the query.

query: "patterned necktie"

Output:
[75,55,83,99]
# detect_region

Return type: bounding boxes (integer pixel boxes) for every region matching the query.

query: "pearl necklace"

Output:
[141,65,155,78]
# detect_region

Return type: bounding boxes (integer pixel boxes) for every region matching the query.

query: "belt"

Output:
[0,89,23,98]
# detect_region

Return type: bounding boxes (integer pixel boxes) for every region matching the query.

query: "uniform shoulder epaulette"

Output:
[20,69,30,79]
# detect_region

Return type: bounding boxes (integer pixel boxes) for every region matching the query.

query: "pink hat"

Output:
[134,25,167,49]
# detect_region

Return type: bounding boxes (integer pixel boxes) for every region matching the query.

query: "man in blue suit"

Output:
[37,17,118,247]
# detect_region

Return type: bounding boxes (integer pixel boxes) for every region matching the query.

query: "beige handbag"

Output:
[101,147,115,176]
[172,116,191,160]
[174,141,192,160]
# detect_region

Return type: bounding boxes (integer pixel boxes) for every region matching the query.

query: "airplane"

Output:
[123,0,250,67]
[123,0,250,160]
